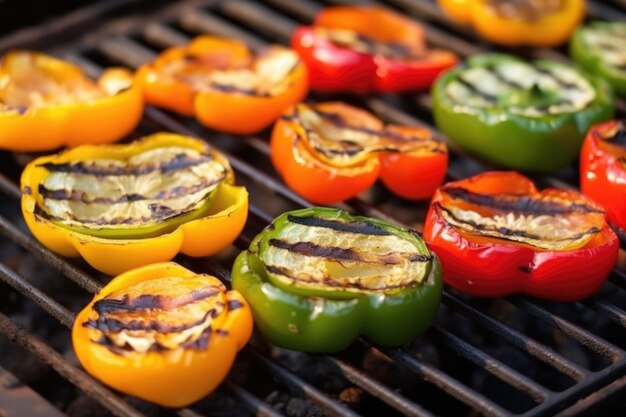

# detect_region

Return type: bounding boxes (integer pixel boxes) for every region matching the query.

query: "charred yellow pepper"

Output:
[438,0,585,47]
[21,133,248,275]
[73,262,253,407]
[0,51,143,151]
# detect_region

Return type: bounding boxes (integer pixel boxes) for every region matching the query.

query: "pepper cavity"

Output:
[83,276,230,354]
[444,59,596,116]
[37,145,229,237]
[438,185,605,250]
[292,103,444,167]
[260,212,431,293]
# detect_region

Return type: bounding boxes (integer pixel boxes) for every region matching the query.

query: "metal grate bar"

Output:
[321,355,435,417]
[430,325,549,402]
[582,297,626,328]
[224,381,286,417]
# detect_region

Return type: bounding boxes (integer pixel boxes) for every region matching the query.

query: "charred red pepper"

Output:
[581,120,626,243]
[423,172,619,301]
[291,6,458,93]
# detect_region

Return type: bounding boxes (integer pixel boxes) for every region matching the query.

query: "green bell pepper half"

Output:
[231,207,443,353]
[432,53,615,173]
[571,22,626,97]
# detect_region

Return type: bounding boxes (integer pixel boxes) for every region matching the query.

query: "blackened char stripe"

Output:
[533,66,579,90]
[456,76,498,103]
[286,215,391,236]
[269,239,430,264]
[92,287,221,315]
[437,204,601,243]
[442,186,604,215]
[83,309,214,334]
[39,153,213,176]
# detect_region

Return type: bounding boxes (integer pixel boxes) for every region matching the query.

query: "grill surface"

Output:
[0,1,625,417]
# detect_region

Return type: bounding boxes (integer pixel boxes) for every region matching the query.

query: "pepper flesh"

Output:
[580,120,626,240]
[438,0,584,47]
[72,262,252,407]
[290,6,458,93]
[423,171,619,300]
[271,102,448,204]
[21,133,248,275]
[432,53,615,172]
[0,51,143,151]
[135,36,308,134]
[571,22,626,97]
[232,207,443,353]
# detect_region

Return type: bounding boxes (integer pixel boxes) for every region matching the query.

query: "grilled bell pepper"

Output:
[135,36,308,134]
[291,6,458,93]
[438,0,584,47]
[271,102,448,204]
[21,133,248,275]
[0,51,142,152]
[423,172,619,301]
[73,262,252,407]
[580,120,626,242]
[232,207,443,353]
[571,22,626,97]
[432,54,614,172]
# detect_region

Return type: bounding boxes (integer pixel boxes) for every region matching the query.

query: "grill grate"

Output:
[0,1,625,416]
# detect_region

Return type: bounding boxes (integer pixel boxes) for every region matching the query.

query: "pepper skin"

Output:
[438,0,585,47]
[135,36,308,134]
[571,22,626,97]
[580,120,626,242]
[432,54,614,173]
[73,262,252,407]
[232,207,443,353]
[0,51,142,152]
[423,172,619,301]
[21,133,248,275]
[291,6,458,93]
[271,102,447,204]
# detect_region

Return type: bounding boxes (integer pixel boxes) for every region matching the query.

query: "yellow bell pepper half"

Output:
[72,262,253,407]
[21,133,248,275]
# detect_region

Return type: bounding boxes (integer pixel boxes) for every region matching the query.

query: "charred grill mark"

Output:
[437,203,601,243]
[533,67,579,90]
[442,186,604,215]
[456,76,499,103]
[487,66,527,89]
[38,174,225,204]
[265,264,420,291]
[92,287,221,315]
[39,153,213,177]
[84,309,214,334]
[286,215,391,236]
[227,299,244,310]
[269,239,430,265]
[208,82,270,97]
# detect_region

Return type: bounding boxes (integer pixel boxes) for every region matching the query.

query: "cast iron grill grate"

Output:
[0,1,625,417]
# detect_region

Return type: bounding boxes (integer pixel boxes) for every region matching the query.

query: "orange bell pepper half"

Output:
[271,102,448,204]
[0,51,143,151]
[438,0,585,47]
[21,132,248,275]
[136,36,308,134]
[73,262,252,407]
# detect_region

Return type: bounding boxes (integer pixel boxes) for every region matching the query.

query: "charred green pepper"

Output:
[231,207,443,353]
[432,53,615,172]
[571,22,626,97]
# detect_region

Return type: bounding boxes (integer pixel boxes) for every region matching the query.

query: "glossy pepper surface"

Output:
[136,36,308,134]
[438,0,584,47]
[432,53,614,172]
[580,120,626,241]
[232,207,443,353]
[73,262,252,407]
[291,6,458,93]
[271,102,448,204]
[0,51,142,151]
[423,172,619,301]
[21,133,248,275]
[571,22,626,97]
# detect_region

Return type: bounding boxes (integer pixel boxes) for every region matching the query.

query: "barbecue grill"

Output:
[0,1,625,416]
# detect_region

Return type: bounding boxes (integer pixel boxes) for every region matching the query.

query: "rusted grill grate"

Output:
[0,1,625,416]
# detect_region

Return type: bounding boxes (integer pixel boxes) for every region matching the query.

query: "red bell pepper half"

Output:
[423,172,619,301]
[291,6,458,93]
[581,120,626,242]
